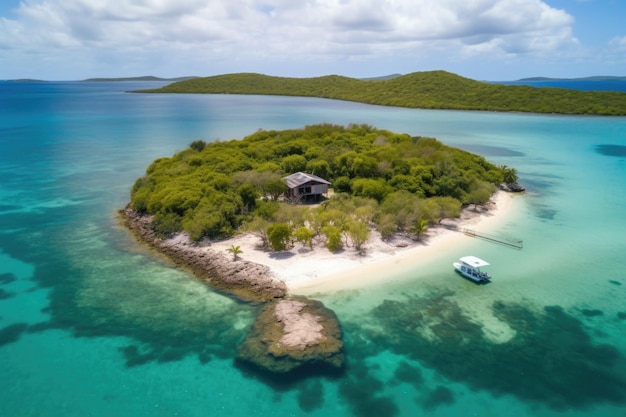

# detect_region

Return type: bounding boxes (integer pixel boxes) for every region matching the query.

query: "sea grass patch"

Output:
[368,293,626,410]
[0,323,29,347]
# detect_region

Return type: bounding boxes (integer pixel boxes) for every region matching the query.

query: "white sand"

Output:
[210,191,515,295]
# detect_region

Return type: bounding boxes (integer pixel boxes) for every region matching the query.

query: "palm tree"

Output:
[500,165,518,184]
[226,245,243,261]
[412,218,429,241]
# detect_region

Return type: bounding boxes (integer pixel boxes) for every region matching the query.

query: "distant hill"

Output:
[359,74,403,81]
[82,76,198,82]
[134,70,626,116]
[7,79,47,82]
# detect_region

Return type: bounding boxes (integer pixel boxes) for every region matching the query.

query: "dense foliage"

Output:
[130,124,509,249]
[136,71,626,116]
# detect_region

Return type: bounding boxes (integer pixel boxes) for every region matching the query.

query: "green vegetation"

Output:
[135,71,626,116]
[226,245,243,261]
[130,124,510,251]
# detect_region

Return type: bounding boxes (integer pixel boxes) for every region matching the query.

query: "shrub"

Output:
[151,212,182,237]
[267,223,292,251]
[322,225,343,252]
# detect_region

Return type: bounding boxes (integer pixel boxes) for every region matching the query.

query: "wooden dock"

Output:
[460,227,523,249]
[443,225,523,249]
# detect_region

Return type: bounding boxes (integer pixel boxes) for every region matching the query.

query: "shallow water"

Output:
[1,81,625,416]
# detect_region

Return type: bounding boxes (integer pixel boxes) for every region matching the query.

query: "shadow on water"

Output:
[595,144,626,157]
[366,291,626,411]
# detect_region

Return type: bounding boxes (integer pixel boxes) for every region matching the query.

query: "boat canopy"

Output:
[459,256,490,268]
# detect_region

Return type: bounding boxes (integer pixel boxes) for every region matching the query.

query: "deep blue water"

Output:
[1,81,626,417]
[495,79,626,92]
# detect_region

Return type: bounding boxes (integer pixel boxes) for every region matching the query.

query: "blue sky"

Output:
[1,0,624,81]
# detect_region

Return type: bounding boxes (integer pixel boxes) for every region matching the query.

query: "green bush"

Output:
[267,223,292,251]
[322,225,343,252]
[151,212,182,237]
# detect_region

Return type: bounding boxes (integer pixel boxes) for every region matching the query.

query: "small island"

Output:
[120,123,522,374]
[134,70,626,116]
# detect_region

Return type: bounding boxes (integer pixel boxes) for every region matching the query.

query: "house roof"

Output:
[282,172,331,188]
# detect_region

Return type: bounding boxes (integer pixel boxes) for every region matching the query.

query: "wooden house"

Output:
[283,172,331,203]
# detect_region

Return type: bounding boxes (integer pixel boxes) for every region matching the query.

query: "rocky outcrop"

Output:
[236,297,344,373]
[119,206,286,303]
[120,207,344,375]
[499,182,526,193]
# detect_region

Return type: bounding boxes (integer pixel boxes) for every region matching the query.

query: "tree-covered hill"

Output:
[130,124,513,250]
[134,71,626,116]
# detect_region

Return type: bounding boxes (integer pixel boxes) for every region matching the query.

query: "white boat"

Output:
[453,256,491,283]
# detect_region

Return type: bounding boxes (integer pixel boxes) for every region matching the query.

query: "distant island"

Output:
[82,75,198,82]
[133,70,626,116]
[6,78,47,82]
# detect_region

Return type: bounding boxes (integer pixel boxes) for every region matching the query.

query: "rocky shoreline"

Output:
[118,206,344,373]
[119,206,287,303]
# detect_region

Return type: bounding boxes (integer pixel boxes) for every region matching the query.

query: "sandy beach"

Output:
[210,191,516,295]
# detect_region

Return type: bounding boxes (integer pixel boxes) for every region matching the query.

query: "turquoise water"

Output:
[1,81,625,416]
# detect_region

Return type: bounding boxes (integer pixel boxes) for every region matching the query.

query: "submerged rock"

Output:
[236,297,344,373]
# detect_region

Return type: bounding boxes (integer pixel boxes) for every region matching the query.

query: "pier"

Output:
[442,224,523,249]
[459,227,523,249]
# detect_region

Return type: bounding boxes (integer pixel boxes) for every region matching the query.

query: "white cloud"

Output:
[609,35,626,51]
[0,0,580,78]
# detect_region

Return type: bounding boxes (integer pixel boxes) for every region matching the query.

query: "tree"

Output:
[465,180,495,209]
[226,245,243,261]
[267,223,292,251]
[274,204,307,228]
[411,218,429,241]
[333,176,352,193]
[424,196,461,224]
[351,155,378,178]
[237,183,258,212]
[377,213,396,239]
[305,159,332,178]
[351,178,390,202]
[322,225,343,252]
[295,226,315,249]
[281,154,307,173]
[263,178,288,201]
[346,221,370,252]
[500,165,519,184]
[255,200,280,220]
[243,216,271,249]
[189,140,207,152]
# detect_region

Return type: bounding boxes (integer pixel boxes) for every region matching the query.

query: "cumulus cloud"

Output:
[0,0,579,78]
